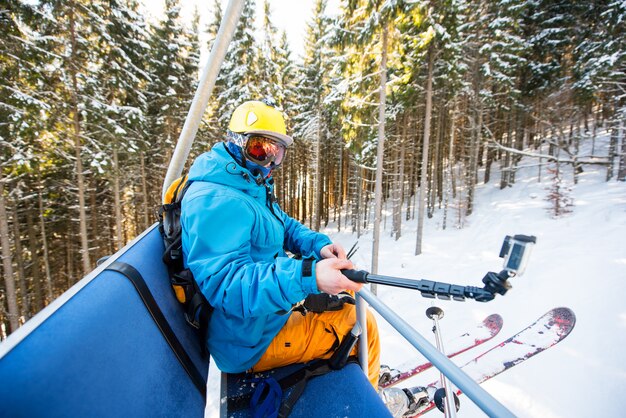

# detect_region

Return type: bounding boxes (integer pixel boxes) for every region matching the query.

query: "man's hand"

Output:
[320,243,348,259]
[315,258,362,295]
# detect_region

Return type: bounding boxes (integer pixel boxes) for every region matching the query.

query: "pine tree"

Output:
[294,0,335,231]
[571,0,626,181]
[34,0,104,276]
[258,0,281,102]
[481,0,529,188]
[275,32,299,120]
[270,31,301,214]
[198,0,226,146]
[215,0,260,129]
[146,0,198,180]
[0,3,21,327]
[2,0,105,317]
[91,0,151,249]
[1,2,50,319]
[545,163,573,218]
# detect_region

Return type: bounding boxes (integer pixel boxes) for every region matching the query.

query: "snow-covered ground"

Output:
[206,131,626,417]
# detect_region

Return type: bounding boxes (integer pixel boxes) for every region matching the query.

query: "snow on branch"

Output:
[487,140,610,166]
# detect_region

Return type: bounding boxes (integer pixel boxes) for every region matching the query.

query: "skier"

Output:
[181,99,428,417]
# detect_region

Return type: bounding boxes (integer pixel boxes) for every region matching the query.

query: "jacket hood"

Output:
[188,142,267,197]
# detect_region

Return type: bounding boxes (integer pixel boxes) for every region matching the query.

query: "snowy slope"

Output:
[206,131,626,417]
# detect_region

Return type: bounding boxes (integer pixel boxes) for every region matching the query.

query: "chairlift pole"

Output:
[161,0,245,201]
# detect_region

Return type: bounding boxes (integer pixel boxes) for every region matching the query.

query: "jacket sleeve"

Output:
[278,206,332,259]
[182,190,318,318]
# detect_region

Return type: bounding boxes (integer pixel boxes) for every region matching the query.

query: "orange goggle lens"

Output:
[244,136,286,167]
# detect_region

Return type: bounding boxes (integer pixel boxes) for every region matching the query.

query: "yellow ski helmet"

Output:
[228,100,293,147]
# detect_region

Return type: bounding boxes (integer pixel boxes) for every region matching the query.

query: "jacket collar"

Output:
[187,143,271,199]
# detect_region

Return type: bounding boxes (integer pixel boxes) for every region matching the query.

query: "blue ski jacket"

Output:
[181,143,331,373]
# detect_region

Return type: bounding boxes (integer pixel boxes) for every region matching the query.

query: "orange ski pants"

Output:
[252,304,380,388]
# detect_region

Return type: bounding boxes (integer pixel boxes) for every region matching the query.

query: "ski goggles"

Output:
[244,135,287,167]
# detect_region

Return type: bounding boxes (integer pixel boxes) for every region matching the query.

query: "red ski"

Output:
[411,307,576,416]
[380,313,503,388]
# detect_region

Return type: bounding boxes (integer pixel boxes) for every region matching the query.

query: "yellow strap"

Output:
[173,285,187,304]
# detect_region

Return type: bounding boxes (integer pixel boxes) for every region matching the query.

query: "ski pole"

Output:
[426,307,459,418]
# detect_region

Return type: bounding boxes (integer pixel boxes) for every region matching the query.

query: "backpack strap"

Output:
[160,177,193,270]
[249,376,283,418]
[276,360,334,418]
[227,310,362,415]
[158,176,213,358]
[171,269,213,357]
[227,357,358,416]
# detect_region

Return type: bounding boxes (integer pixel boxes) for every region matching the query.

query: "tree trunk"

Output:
[113,144,123,249]
[484,106,497,184]
[307,167,313,228]
[406,115,416,221]
[313,108,322,231]
[607,116,619,181]
[69,6,91,274]
[0,176,20,333]
[90,186,100,257]
[371,22,388,287]
[356,166,362,237]
[26,209,43,312]
[500,104,514,189]
[140,151,150,228]
[443,102,458,230]
[337,141,344,231]
[415,43,434,256]
[38,188,53,302]
[617,107,626,181]
[430,105,443,214]
[393,114,406,240]
[12,207,30,321]
[510,106,525,185]
[66,237,74,288]
[466,85,483,215]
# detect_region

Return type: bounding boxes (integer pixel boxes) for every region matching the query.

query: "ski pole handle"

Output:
[329,322,362,370]
[341,269,369,283]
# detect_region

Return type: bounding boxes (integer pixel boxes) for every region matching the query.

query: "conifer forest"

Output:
[0,0,624,337]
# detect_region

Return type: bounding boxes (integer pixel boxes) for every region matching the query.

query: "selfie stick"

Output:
[343,235,536,303]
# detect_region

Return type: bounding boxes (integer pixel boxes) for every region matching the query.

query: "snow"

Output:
[205,129,626,417]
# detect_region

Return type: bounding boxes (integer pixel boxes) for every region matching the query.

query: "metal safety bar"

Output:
[356,295,369,373]
[357,287,515,418]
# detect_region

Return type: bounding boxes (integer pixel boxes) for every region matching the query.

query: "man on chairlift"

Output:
[181,99,427,417]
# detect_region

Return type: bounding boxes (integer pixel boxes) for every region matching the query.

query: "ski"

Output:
[380,313,503,388]
[411,307,576,416]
